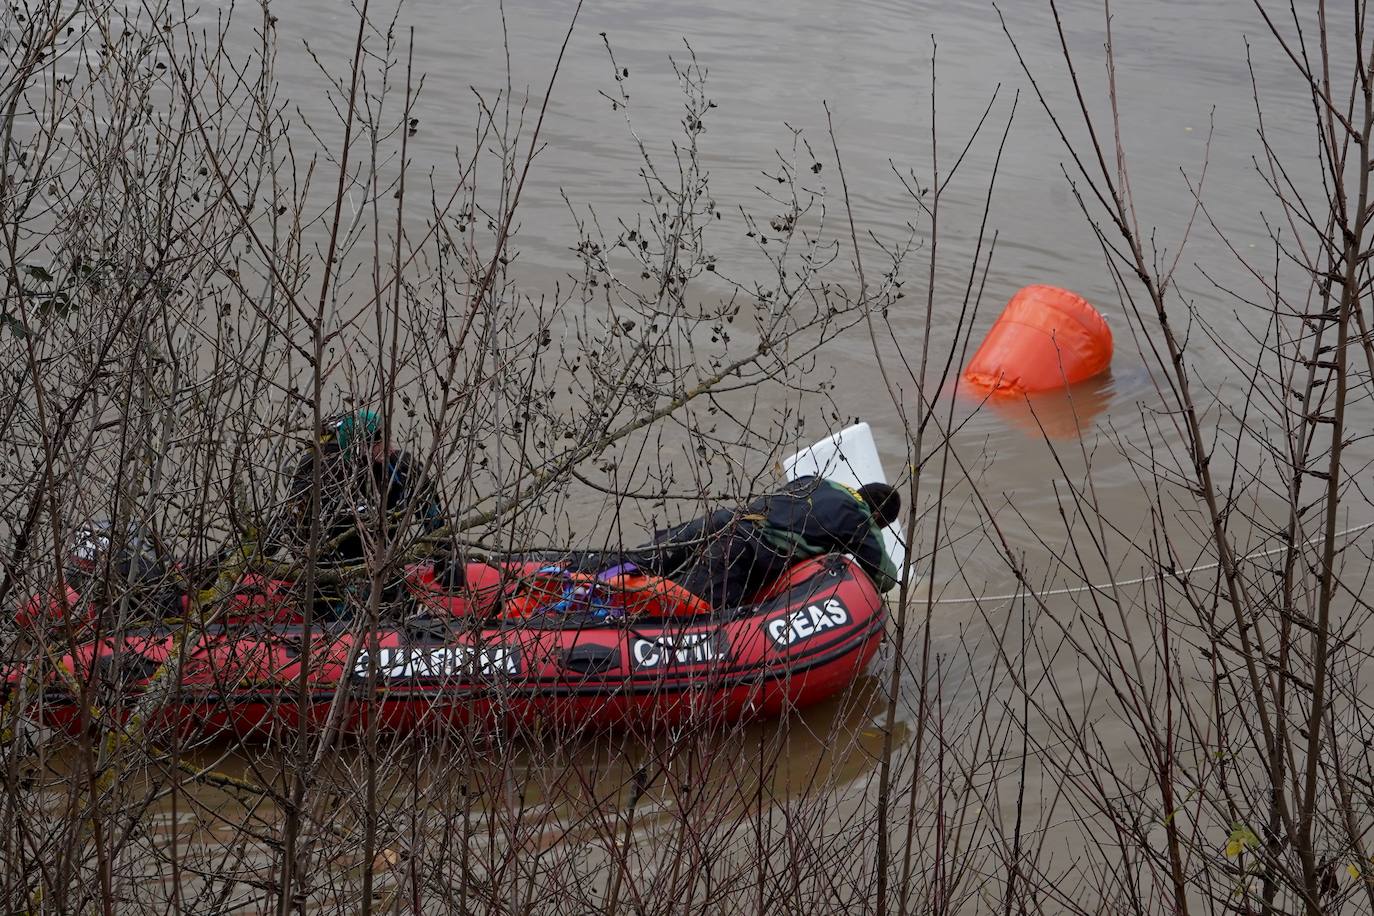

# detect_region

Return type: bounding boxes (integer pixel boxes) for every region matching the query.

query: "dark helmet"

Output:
[857,483,901,528]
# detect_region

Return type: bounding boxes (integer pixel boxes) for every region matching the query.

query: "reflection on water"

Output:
[14,678,901,908]
[171,673,896,818]
[966,371,1117,441]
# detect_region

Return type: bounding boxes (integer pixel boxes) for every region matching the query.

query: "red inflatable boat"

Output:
[5,554,885,738]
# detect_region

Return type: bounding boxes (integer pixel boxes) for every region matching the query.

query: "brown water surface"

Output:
[15,0,1374,911]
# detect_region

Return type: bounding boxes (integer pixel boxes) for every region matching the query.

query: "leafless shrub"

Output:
[0,2,966,914]
[10,1,1362,914]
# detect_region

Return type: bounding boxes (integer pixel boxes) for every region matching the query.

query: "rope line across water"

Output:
[916,521,1374,606]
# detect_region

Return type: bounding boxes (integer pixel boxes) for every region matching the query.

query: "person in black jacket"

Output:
[276,410,443,566]
[648,477,901,610]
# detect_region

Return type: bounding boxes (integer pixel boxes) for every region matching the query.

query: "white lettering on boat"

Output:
[356,645,519,680]
[631,631,728,669]
[765,598,851,647]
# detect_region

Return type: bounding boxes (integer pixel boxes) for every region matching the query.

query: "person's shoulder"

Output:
[778,476,862,501]
[389,447,419,469]
[297,441,352,477]
[813,477,864,503]
[389,449,435,484]
[299,439,344,457]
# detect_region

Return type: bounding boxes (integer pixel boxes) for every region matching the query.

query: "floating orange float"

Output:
[963,285,1113,395]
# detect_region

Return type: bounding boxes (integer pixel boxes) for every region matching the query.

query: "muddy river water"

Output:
[13,0,1373,912]
[262,0,1331,562]
[247,0,1344,678]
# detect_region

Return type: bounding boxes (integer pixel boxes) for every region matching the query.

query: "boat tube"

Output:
[6,554,883,737]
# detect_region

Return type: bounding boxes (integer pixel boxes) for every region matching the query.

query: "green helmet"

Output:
[332,409,382,451]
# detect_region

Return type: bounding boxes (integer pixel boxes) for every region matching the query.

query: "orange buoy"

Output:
[963,285,1112,395]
